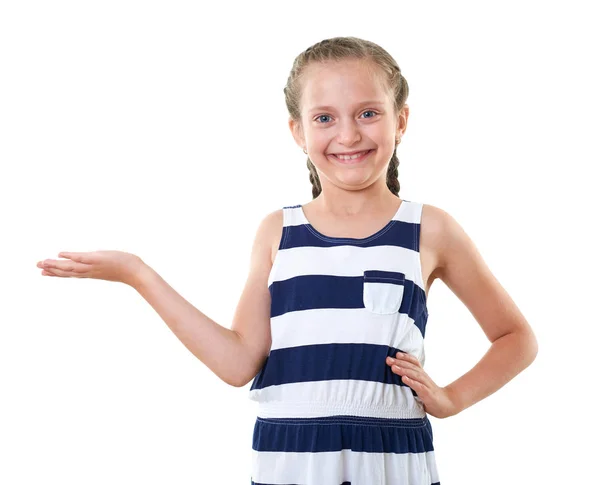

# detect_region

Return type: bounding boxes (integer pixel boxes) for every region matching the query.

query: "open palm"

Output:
[36,250,144,286]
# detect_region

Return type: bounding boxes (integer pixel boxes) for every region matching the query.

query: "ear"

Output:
[395,104,409,141]
[289,117,306,150]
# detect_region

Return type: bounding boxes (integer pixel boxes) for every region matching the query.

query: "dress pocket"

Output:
[362,270,406,314]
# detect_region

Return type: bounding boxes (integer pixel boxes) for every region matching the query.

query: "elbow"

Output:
[221,373,245,388]
[228,377,247,388]
[223,349,267,388]
[222,376,240,388]
[531,331,539,356]
[529,337,539,363]
[500,326,538,368]
[223,371,253,388]
[523,328,539,366]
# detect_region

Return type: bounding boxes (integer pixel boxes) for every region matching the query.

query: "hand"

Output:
[36,250,146,287]
[386,352,460,419]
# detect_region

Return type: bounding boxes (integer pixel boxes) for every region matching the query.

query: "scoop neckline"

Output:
[298,199,407,243]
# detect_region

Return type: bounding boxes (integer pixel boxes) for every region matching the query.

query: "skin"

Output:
[289,58,407,219]
[36,250,144,287]
[287,58,460,418]
[287,58,538,417]
[36,58,538,419]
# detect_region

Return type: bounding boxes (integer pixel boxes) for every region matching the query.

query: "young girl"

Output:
[36,36,538,484]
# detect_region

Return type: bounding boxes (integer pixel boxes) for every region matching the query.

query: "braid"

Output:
[386,149,400,196]
[284,36,409,199]
[307,157,322,199]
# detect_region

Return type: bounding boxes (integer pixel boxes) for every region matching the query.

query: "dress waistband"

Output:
[256,399,426,419]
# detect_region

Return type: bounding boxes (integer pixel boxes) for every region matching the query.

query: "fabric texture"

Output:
[248,199,441,485]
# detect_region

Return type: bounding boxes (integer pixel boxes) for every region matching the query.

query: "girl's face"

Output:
[290,58,408,193]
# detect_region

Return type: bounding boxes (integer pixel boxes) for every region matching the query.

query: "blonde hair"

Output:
[283,36,410,198]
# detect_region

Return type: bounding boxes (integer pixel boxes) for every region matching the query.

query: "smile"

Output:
[330,149,373,164]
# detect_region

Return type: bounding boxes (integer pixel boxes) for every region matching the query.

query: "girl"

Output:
[36,36,538,484]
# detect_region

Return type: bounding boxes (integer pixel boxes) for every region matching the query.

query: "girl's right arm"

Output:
[132,210,280,387]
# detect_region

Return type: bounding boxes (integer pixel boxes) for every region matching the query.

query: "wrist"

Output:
[128,259,154,290]
[443,384,465,417]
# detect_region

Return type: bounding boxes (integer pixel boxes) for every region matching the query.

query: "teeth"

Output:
[336,150,369,160]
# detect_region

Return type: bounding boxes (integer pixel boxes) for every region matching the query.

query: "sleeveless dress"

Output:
[248,199,441,485]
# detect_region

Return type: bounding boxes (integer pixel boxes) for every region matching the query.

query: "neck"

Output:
[312,180,399,218]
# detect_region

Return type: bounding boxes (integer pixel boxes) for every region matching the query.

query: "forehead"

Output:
[300,59,390,112]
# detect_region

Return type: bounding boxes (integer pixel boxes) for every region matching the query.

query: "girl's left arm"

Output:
[429,205,538,415]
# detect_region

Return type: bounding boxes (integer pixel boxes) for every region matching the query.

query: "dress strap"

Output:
[282,204,305,228]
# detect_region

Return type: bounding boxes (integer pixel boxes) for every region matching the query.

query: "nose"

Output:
[337,119,362,146]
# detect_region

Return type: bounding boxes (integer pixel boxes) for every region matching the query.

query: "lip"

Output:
[332,149,372,156]
[329,149,373,164]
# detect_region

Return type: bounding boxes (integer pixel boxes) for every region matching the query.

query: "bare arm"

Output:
[132,210,279,388]
[427,205,538,414]
[445,328,537,414]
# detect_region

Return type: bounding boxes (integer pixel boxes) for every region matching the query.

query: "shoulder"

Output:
[420,201,537,349]
[420,202,470,278]
[420,202,447,245]
[253,208,285,265]
[421,201,485,281]
[258,207,284,229]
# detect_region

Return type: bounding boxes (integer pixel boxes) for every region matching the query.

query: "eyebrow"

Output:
[308,100,386,113]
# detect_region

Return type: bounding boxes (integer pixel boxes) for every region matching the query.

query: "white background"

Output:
[1,0,598,483]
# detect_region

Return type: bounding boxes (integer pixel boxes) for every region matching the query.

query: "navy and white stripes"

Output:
[248,200,441,484]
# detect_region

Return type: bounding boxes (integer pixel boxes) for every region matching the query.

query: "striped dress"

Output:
[248,199,441,485]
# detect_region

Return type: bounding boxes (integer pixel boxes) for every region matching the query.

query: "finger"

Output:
[392,365,424,392]
[59,252,93,264]
[392,364,420,379]
[59,252,78,260]
[394,363,436,396]
[45,259,90,274]
[392,364,431,390]
[396,351,422,368]
[387,356,419,372]
[42,260,70,271]
[42,267,69,277]
[402,375,425,392]
[45,264,86,278]
[388,358,417,372]
[404,375,434,401]
[395,351,415,363]
[398,354,433,387]
[41,266,64,277]
[399,362,421,374]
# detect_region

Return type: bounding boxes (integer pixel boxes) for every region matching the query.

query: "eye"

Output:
[314,110,379,124]
[315,114,332,123]
[361,110,378,118]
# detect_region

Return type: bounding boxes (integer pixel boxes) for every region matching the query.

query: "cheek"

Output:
[308,132,328,149]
